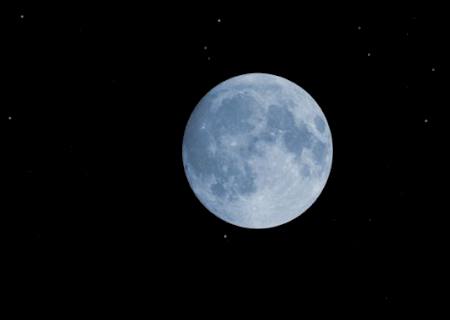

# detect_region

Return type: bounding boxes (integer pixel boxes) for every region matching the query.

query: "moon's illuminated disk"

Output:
[182,73,333,229]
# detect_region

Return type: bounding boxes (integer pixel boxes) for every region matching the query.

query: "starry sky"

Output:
[3,3,446,314]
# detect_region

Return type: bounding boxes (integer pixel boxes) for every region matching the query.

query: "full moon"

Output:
[182,73,333,229]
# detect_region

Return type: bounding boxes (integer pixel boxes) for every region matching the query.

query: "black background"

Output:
[2,2,446,315]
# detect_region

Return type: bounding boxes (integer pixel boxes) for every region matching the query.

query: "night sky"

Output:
[3,3,446,314]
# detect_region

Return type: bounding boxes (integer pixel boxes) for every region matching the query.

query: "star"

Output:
[217,18,222,23]
[223,234,228,239]
[357,26,362,31]
[203,45,208,50]
[20,14,24,19]
[8,116,12,120]
[367,52,372,57]
[207,56,211,61]
[424,118,429,123]
[431,67,436,72]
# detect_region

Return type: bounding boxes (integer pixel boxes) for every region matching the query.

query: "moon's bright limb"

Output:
[182,73,333,229]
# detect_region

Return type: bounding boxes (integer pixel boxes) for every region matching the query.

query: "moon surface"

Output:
[182,73,332,229]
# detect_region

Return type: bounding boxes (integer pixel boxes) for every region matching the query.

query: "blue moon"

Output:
[182,73,333,229]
